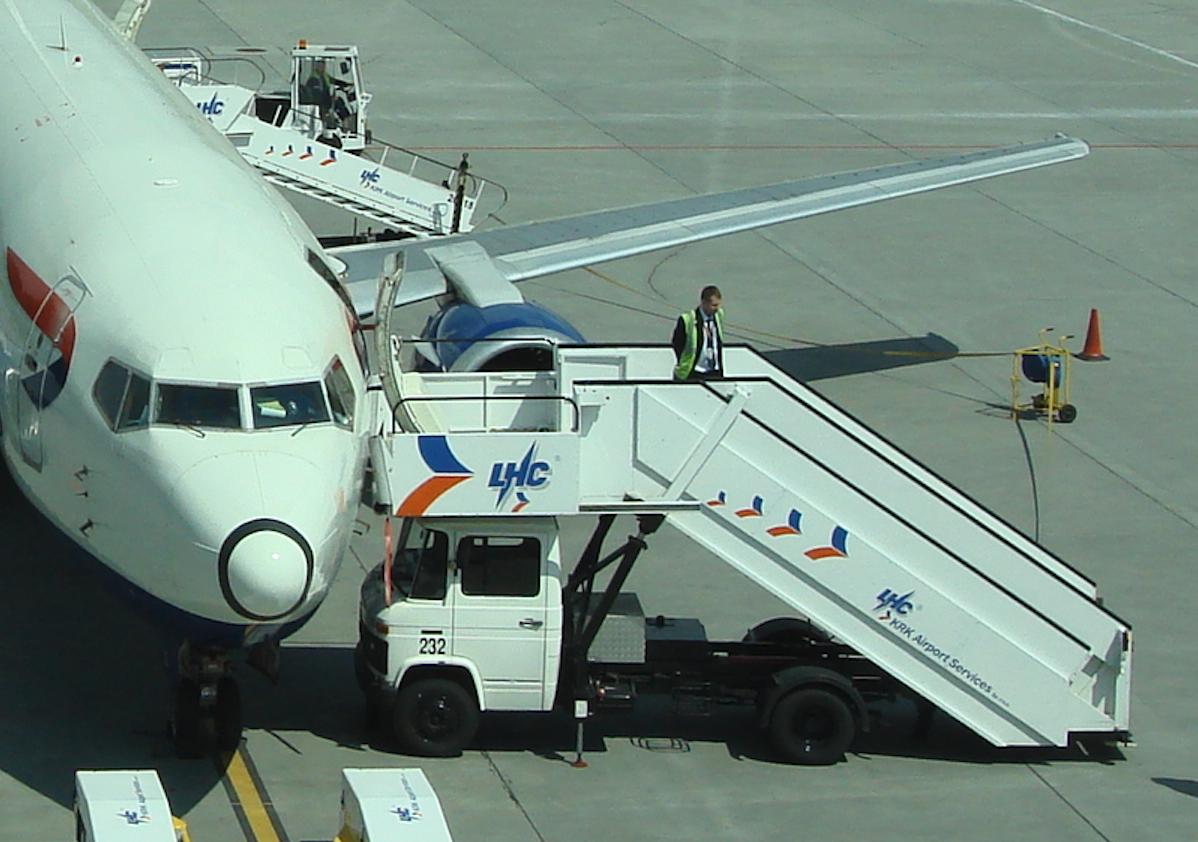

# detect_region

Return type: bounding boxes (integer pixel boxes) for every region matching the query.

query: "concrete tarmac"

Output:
[4,0,1198,839]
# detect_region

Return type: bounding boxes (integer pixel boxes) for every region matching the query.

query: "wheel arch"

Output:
[396,660,486,710]
[743,616,831,645]
[758,665,869,732]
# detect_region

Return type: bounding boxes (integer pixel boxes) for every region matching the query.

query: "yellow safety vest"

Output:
[674,308,724,380]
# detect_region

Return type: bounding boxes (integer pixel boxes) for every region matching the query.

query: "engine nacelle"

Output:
[418,299,584,372]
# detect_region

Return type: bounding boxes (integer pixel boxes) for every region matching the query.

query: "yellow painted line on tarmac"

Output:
[218,746,289,842]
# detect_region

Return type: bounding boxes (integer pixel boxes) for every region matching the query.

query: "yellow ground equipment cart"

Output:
[1012,328,1077,425]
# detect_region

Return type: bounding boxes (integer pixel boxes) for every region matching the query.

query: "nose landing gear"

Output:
[170,644,243,758]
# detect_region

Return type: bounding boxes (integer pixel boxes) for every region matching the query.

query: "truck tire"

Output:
[392,678,479,757]
[769,687,855,765]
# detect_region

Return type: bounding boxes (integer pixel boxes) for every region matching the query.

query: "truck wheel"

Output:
[393,678,479,757]
[770,687,854,765]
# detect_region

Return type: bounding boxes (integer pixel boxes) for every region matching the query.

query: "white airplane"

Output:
[0,0,1088,755]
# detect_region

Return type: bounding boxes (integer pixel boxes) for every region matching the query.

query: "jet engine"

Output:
[376,240,585,373]
[417,298,583,372]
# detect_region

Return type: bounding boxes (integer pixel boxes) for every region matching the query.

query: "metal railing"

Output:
[391,393,578,434]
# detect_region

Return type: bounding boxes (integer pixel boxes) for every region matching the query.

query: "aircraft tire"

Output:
[173,679,204,759]
[214,677,242,752]
[769,687,854,765]
[392,677,479,757]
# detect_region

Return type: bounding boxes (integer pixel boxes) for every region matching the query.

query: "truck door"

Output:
[450,534,548,711]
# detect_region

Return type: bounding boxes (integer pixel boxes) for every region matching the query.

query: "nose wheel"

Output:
[171,648,243,758]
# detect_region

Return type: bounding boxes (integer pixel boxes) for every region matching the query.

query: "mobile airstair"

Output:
[366,338,1132,751]
[150,44,502,237]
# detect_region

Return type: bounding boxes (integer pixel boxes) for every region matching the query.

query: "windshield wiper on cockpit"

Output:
[169,421,206,438]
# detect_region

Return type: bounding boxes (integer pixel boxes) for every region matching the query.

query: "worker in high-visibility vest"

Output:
[303,59,335,114]
[672,285,724,380]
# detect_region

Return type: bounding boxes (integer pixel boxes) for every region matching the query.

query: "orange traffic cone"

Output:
[1076,308,1108,361]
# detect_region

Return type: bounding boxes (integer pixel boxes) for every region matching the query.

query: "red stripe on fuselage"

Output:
[6,248,49,320]
[6,248,77,365]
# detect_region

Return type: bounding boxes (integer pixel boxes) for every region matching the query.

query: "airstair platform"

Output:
[368,343,1132,751]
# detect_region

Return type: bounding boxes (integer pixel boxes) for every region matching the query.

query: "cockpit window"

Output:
[250,381,330,429]
[157,383,242,429]
[324,358,355,429]
[93,360,151,431]
[94,364,354,434]
[119,372,151,430]
[93,361,126,427]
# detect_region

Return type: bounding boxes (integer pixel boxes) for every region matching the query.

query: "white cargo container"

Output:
[336,768,452,842]
[73,770,189,842]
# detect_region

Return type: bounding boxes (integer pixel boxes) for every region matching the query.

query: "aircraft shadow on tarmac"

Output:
[0,457,226,816]
[760,333,959,382]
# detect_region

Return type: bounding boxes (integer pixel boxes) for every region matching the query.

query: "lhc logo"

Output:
[195,93,224,115]
[487,444,551,509]
[874,588,915,618]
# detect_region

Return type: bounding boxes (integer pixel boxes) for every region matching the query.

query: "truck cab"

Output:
[289,43,371,149]
[358,517,563,754]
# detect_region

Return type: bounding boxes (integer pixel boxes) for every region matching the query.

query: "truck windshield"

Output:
[391,523,448,600]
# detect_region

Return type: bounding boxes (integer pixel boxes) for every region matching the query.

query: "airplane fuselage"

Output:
[0,0,368,648]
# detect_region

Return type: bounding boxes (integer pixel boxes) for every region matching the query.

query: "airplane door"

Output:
[450,534,548,711]
[15,274,87,471]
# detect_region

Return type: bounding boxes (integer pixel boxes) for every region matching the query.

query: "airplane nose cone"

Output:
[218,520,313,620]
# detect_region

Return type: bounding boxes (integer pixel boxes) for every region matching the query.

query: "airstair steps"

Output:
[258,170,430,236]
[230,116,464,236]
[368,344,1131,750]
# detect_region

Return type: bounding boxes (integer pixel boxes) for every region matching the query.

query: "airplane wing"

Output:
[334,135,1088,316]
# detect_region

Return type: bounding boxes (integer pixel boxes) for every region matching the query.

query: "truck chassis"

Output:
[357,514,911,765]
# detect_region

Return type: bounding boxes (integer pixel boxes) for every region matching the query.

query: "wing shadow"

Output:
[761,333,959,382]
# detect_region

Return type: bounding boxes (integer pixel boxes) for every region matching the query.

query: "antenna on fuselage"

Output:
[48,16,67,51]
